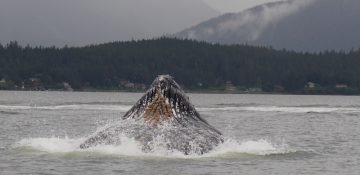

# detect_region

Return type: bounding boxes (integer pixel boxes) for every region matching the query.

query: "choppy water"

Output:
[0,91,359,174]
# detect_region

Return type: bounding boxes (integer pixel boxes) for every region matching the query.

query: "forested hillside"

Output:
[0,38,359,94]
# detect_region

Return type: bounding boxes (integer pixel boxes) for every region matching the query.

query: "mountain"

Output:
[175,0,360,52]
[0,0,219,46]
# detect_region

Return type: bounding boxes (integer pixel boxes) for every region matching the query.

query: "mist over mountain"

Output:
[0,0,219,46]
[176,0,360,52]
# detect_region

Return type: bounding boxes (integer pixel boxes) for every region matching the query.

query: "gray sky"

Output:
[203,0,280,12]
[0,0,280,46]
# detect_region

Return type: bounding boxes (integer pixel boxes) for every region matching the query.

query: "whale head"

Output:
[80,75,223,153]
[122,75,216,130]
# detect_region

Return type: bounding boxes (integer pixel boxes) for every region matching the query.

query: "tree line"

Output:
[0,38,359,94]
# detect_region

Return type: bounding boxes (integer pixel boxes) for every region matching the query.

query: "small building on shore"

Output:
[119,80,146,90]
[335,84,348,89]
[305,82,316,89]
[29,78,45,91]
[225,81,237,92]
[63,82,74,91]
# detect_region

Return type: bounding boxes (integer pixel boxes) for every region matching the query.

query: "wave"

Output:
[198,106,360,114]
[1,103,357,114]
[0,110,21,115]
[13,136,299,159]
[0,104,132,111]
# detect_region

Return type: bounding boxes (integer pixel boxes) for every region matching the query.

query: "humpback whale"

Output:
[80,75,223,155]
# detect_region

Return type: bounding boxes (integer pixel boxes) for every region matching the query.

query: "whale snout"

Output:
[157,74,174,82]
[151,74,183,92]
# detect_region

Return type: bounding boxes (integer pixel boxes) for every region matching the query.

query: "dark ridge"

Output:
[1,38,360,94]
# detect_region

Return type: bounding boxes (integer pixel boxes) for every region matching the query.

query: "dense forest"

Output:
[0,38,360,94]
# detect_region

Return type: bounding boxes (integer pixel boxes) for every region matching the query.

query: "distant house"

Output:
[305,82,316,89]
[335,84,348,89]
[0,78,16,90]
[273,85,285,92]
[247,87,263,93]
[119,80,146,90]
[134,83,146,90]
[119,80,129,87]
[119,80,135,88]
[0,78,7,89]
[225,81,237,91]
[29,78,45,91]
[63,82,74,91]
[124,82,135,89]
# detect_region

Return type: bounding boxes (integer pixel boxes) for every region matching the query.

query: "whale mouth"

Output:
[140,75,179,127]
[122,75,217,130]
[143,87,174,127]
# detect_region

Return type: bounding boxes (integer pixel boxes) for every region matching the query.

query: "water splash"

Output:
[13,136,296,159]
[208,138,293,157]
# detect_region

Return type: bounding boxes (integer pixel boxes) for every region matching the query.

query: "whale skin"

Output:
[80,75,223,155]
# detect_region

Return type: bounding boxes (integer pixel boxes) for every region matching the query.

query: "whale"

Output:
[80,75,223,155]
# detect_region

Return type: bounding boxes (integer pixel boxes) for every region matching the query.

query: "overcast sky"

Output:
[0,0,280,46]
[204,0,279,12]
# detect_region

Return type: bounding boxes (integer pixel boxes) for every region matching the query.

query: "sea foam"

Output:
[13,136,295,159]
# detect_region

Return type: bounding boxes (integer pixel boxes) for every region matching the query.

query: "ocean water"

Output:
[0,91,359,175]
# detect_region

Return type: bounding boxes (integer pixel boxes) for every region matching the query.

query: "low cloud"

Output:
[185,0,315,41]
